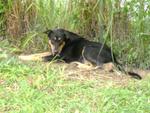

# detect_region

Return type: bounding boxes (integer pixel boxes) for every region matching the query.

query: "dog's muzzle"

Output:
[49,40,65,55]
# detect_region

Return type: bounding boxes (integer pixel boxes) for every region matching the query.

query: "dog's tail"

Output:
[114,58,142,80]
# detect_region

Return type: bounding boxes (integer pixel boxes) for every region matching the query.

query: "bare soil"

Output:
[18,52,150,87]
[47,62,150,86]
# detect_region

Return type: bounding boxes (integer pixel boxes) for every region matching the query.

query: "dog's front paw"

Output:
[42,55,52,62]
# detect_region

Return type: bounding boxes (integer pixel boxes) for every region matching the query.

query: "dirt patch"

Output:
[42,62,150,87]
[18,52,150,87]
[0,48,2,52]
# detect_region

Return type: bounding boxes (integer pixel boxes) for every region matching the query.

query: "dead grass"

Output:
[53,62,150,87]
[18,52,150,87]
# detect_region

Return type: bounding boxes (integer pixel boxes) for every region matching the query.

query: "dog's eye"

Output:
[58,37,61,41]
[53,37,57,40]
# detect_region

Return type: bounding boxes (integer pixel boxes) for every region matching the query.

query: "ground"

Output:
[0,47,150,113]
[18,52,150,86]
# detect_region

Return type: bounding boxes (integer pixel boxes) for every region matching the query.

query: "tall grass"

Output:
[0,0,150,68]
[0,0,5,37]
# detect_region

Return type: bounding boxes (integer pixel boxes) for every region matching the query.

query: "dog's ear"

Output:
[55,29,69,40]
[63,30,70,39]
[43,29,53,35]
[63,30,77,41]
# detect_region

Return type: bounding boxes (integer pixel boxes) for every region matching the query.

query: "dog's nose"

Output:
[52,50,59,55]
[54,51,58,55]
[51,48,58,55]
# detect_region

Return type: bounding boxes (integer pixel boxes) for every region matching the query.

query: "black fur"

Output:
[43,28,142,80]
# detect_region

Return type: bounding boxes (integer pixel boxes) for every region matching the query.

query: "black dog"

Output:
[43,28,142,80]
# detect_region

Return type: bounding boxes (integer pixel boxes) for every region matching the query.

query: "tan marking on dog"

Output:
[81,47,93,66]
[18,52,51,61]
[48,40,55,55]
[58,41,65,53]
[70,61,94,69]
[49,40,65,55]
[103,62,115,72]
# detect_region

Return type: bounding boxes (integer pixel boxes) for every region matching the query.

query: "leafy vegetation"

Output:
[0,0,150,68]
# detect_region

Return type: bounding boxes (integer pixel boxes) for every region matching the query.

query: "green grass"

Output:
[1,0,150,68]
[0,44,150,113]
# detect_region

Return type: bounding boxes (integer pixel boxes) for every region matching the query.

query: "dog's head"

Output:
[44,29,66,55]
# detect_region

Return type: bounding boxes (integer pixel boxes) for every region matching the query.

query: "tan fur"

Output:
[81,47,93,66]
[70,61,94,69]
[18,52,51,61]
[48,40,55,55]
[49,40,65,55]
[103,62,115,72]
[58,41,65,53]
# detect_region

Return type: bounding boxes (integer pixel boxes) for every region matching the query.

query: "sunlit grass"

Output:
[0,44,150,113]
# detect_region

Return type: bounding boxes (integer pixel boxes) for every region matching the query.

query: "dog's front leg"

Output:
[42,55,62,62]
